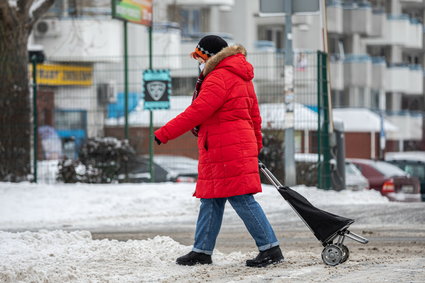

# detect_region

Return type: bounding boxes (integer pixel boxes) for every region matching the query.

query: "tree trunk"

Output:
[0,23,32,181]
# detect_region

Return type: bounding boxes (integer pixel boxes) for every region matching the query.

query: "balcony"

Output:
[370,11,386,37]
[384,64,423,94]
[400,0,424,5]
[407,65,423,95]
[405,18,423,49]
[343,3,372,35]
[330,58,344,90]
[33,19,123,62]
[33,20,183,68]
[386,111,423,141]
[385,65,410,93]
[343,55,372,87]
[326,2,343,34]
[364,14,423,49]
[371,57,386,90]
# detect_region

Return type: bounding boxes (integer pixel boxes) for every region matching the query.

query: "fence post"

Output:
[148,25,155,183]
[317,52,322,188]
[31,56,38,183]
[123,20,129,182]
[317,51,332,190]
[124,21,129,141]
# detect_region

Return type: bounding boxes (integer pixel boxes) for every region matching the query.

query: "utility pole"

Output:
[283,0,296,186]
[259,0,321,186]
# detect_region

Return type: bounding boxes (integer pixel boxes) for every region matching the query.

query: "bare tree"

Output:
[0,0,55,181]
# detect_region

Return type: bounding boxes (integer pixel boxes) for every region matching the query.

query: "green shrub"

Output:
[57,137,135,183]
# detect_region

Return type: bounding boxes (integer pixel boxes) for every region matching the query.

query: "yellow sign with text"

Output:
[31,64,93,86]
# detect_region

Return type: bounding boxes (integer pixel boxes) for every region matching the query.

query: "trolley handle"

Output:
[259,160,284,189]
[345,231,369,244]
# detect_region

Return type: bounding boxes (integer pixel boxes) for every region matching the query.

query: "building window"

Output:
[332,90,349,108]
[258,25,284,50]
[370,89,380,110]
[180,8,201,35]
[168,6,209,37]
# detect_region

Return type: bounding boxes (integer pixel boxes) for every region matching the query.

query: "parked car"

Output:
[118,155,198,183]
[348,158,421,202]
[385,151,425,201]
[152,155,198,183]
[294,153,369,191]
[344,161,369,191]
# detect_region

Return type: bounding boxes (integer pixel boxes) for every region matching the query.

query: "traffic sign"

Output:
[143,69,171,110]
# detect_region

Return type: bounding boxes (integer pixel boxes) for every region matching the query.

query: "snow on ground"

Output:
[0,182,388,231]
[0,182,402,282]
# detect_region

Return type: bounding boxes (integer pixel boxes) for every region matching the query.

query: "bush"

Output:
[296,162,318,186]
[57,159,81,183]
[259,132,285,184]
[57,137,135,183]
[259,131,318,187]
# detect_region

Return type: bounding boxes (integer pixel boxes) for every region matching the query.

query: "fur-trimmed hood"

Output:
[202,44,253,81]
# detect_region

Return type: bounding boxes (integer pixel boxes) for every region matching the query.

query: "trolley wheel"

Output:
[321,244,343,266]
[339,244,350,263]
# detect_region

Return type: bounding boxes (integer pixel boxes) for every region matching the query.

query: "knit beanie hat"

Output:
[191,35,228,61]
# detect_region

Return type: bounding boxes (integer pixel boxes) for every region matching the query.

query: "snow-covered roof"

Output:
[260,103,318,130]
[106,96,193,127]
[106,98,398,134]
[105,97,319,130]
[332,108,398,133]
[385,151,425,162]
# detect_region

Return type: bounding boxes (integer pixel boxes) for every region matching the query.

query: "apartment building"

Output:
[326,0,425,152]
[32,0,425,158]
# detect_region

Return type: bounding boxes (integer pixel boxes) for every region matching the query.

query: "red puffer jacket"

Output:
[154,45,263,198]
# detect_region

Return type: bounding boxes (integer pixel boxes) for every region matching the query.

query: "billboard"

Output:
[111,0,153,26]
[30,64,93,86]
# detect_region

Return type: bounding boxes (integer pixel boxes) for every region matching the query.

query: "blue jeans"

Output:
[192,194,279,255]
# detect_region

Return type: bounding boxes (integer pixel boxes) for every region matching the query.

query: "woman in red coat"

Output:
[155,35,283,267]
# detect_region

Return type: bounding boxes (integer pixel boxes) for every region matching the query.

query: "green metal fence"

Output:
[2,51,333,186]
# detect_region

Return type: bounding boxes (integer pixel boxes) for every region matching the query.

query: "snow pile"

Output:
[0,182,388,231]
[0,230,194,282]
[1,230,272,283]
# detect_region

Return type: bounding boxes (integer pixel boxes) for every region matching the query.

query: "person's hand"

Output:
[154,136,162,145]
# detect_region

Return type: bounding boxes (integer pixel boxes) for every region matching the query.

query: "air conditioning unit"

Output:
[97,81,117,104]
[34,19,60,37]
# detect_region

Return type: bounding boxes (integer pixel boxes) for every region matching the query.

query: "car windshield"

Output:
[374,161,407,177]
[401,163,425,180]
[345,162,362,175]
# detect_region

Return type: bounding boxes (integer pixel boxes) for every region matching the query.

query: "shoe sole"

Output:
[176,261,212,266]
[246,258,284,268]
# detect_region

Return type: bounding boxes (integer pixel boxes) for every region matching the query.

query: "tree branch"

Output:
[18,0,34,19]
[0,1,18,26]
[29,0,55,27]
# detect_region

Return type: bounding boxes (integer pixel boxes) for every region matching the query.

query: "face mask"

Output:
[199,63,205,72]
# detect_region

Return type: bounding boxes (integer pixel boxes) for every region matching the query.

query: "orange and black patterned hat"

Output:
[191,35,228,60]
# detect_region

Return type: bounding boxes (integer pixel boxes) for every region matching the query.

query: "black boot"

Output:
[246,246,284,267]
[176,251,212,266]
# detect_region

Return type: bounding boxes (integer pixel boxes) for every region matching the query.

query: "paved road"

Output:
[93,203,425,255]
